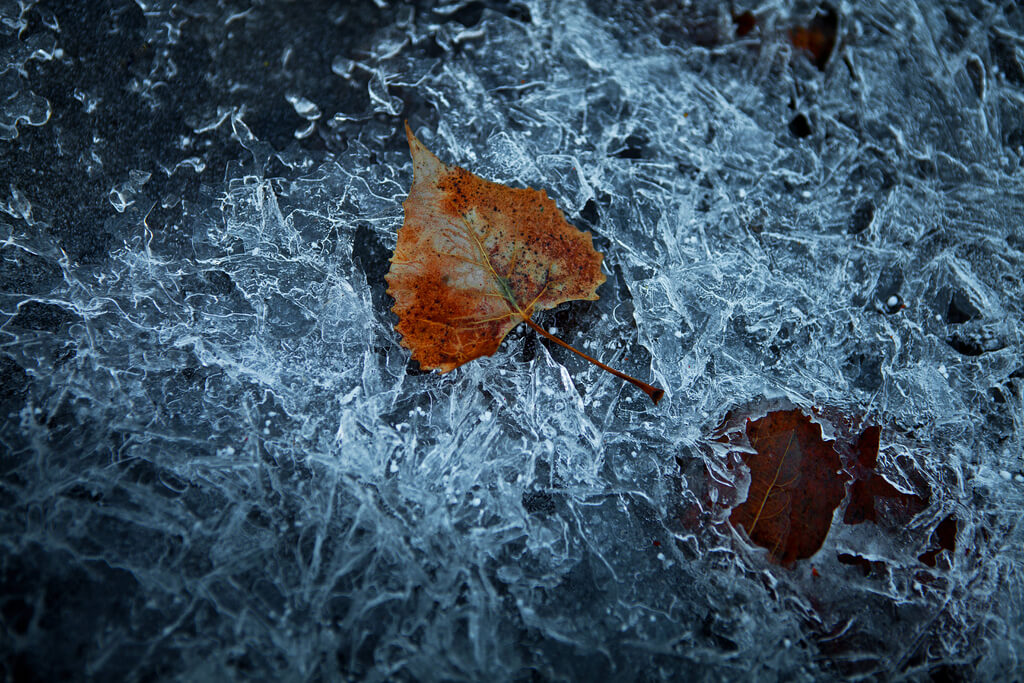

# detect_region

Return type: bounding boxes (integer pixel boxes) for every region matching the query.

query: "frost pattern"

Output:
[1,0,1023,680]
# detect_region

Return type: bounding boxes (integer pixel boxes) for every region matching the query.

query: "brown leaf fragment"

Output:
[790,6,838,70]
[386,123,663,403]
[729,409,849,566]
[733,11,756,37]
[843,425,929,526]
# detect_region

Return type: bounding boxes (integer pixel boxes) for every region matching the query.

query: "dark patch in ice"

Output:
[945,289,979,325]
[848,200,875,234]
[946,325,1006,356]
[844,352,883,392]
[0,545,148,681]
[918,514,958,568]
[788,113,813,139]
[0,356,29,408]
[522,489,556,516]
[578,198,600,228]
[612,132,649,160]
[871,267,904,315]
[837,552,886,576]
[991,32,1024,88]
[733,11,756,38]
[700,615,740,653]
[7,301,76,333]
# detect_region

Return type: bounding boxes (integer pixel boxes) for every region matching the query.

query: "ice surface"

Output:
[2,0,1023,680]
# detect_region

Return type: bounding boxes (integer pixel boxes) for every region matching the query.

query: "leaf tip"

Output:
[403,121,444,178]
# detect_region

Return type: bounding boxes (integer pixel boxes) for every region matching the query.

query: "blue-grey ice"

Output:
[1,0,1022,680]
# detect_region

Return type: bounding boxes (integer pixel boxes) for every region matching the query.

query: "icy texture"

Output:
[1,0,1023,680]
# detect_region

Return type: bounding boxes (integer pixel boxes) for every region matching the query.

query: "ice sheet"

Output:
[1,0,1022,679]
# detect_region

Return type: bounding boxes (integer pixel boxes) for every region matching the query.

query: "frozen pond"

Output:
[2,0,1022,679]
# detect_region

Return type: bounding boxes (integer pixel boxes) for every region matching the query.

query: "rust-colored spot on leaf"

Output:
[386,123,663,403]
[729,409,849,566]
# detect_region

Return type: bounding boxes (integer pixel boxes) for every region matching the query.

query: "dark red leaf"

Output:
[729,409,850,566]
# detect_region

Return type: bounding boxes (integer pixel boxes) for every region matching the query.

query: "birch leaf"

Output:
[386,123,663,404]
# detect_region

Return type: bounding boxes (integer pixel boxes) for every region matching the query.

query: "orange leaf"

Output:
[386,123,663,404]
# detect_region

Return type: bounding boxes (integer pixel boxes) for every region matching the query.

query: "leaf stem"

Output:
[523,317,664,405]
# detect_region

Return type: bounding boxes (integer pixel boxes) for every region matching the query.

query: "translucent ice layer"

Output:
[1,0,1022,680]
